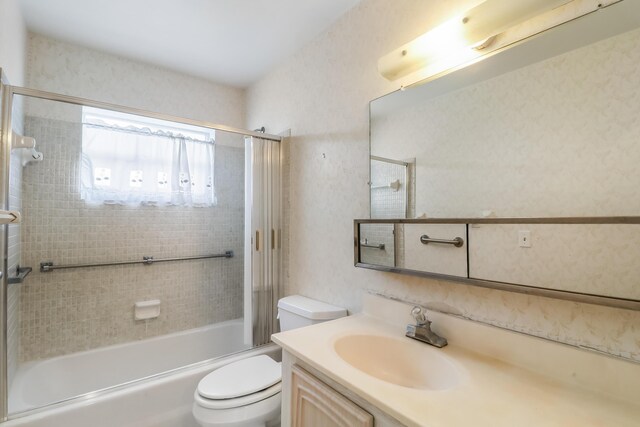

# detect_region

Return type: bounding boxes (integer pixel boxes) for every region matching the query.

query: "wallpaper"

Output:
[0,0,27,86]
[246,0,640,362]
[26,34,245,127]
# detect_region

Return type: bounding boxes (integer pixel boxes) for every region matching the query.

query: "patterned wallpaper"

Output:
[246,0,640,362]
[26,34,245,127]
[0,0,27,86]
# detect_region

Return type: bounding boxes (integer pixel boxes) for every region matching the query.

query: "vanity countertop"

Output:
[272,295,640,427]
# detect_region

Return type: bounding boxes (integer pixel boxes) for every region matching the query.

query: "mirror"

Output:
[370,0,640,220]
[361,0,640,310]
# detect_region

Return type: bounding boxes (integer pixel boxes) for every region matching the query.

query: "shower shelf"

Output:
[8,266,32,284]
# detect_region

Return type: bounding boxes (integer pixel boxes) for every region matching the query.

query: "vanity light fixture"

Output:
[378,0,573,80]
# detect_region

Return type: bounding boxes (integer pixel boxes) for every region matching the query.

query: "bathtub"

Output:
[5,319,278,426]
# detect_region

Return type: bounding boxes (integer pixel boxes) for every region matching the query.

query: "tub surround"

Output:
[272,293,640,427]
[10,320,248,414]
[3,345,279,427]
[17,115,245,362]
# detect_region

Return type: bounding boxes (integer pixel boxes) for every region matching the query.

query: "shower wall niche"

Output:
[16,96,245,362]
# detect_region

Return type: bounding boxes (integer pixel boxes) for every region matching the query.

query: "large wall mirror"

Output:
[360,0,640,310]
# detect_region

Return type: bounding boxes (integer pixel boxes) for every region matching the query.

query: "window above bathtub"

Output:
[80,107,217,207]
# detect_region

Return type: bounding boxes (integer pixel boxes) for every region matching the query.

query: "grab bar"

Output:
[370,179,401,191]
[40,251,233,272]
[360,239,385,250]
[420,235,464,248]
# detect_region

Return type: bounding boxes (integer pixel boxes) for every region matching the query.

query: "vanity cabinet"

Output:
[291,364,373,427]
[281,351,404,427]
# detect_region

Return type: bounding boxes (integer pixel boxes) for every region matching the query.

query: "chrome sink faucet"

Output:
[405,306,448,348]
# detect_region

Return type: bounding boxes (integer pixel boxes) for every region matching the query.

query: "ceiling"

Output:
[18,0,361,87]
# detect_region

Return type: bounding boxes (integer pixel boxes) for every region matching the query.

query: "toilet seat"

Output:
[195,355,282,410]
[194,382,282,410]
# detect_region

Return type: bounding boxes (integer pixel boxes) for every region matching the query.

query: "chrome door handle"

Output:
[0,210,21,224]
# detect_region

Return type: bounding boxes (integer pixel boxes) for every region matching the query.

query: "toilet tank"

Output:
[277,295,347,331]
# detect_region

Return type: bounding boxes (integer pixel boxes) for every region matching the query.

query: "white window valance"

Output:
[80,109,216,207]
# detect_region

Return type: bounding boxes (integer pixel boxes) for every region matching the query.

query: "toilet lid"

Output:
[197,355,282,399]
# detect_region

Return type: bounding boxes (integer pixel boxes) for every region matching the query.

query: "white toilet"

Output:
[192,295,347,427]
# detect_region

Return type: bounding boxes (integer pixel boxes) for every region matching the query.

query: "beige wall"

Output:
[246,0,640,362]
[0,0,27,85]
[26,34,245,127]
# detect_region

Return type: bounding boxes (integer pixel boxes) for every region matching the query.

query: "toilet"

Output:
[192,295,347,427]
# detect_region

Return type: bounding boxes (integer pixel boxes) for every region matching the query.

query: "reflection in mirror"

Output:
[359,223,395,268]
[370,1,640,219]
[468,223,640,300]
[355,219,640,310]
[370,156,414,219]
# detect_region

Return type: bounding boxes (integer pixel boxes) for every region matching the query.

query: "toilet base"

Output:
[192,392,281,427]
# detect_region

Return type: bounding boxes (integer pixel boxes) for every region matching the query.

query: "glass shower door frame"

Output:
[0,82,283,421]
[0,70,15,423]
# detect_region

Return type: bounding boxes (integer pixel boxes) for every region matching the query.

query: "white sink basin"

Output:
[333,334,461,390]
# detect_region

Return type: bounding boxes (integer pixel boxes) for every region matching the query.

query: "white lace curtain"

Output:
[80,122,216,207]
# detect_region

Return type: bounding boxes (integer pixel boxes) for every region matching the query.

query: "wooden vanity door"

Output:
[291,365,374,427]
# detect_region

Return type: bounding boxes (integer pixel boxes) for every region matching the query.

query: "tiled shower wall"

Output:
[19,115,245,362]
[363,159,411,267]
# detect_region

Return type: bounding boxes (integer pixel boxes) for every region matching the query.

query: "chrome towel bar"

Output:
[419,235,464,247]
[360,239,385,250]
[40,251,233,272]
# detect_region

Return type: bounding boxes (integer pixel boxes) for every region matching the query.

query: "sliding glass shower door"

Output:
[0,84,282,418]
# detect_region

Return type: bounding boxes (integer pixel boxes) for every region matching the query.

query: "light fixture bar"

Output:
[378,0,573,80]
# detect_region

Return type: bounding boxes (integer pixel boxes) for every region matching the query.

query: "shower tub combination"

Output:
[0,84,284,425]
[6,320,279,427]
